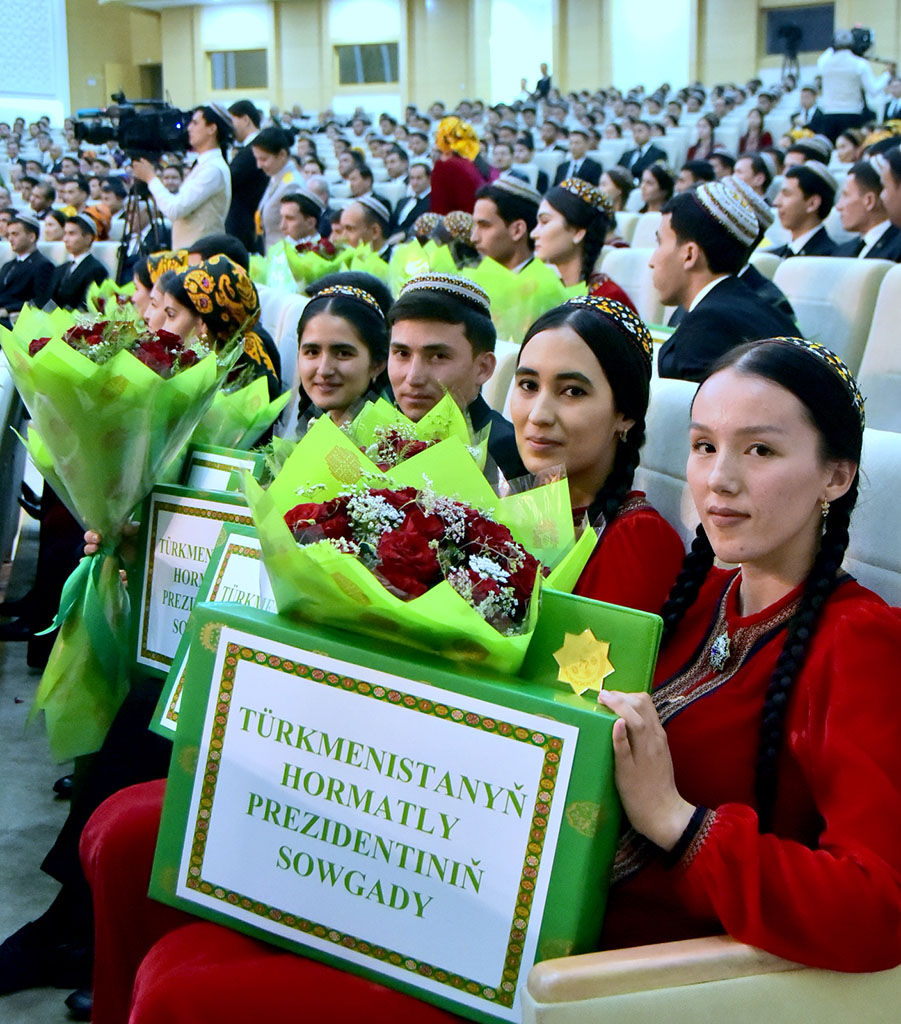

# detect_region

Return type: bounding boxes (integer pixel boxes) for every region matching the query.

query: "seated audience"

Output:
[553,126,602,185]
[0,211,54,326]
[48,212,108,310]
[768,162,837,258]
[387,158,431,243]
[639,164,675,212]
[471,175,540,271]
[833,159,901,260]
[675,160,715,193]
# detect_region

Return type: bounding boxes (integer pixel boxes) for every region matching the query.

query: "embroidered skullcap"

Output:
[767,337,865,428]
[569,125,591,139]
[444,210,474,241]
[498,121,518,133]
[691,180,758,247]
[796,160,837,195]
[723,174,774,232]
[757,150,778,179]
[492,173,541,206]
[202,101,232,136]
[146,249,190,284]
[793,135,832,162]
[542,117,564,131]
[398,273,491,316]
[412,212,442,239]
[314,284,384,318]
[288,184,325,214]
[178,253,260,343]
[68,211,99,237]
[564,295,653,375]
[11,210,40,233]
[554,177,611,212]
[354,194,391,228]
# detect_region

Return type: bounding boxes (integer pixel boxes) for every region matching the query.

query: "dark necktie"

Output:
[853,238,867,258]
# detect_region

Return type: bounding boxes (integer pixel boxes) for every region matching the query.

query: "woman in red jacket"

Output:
[429,116,487,215]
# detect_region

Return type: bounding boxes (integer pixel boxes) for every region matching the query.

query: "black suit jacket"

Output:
[226,144,269,252]
[766,225,836,259]
[737,264,797,323]
[49,253,108,311]
[389,194,431,239]
[0,250,54,317]
[832,224,901,262]
[553,156,602,187]
[120,222,173,283]
[658,275,799,382]
[468,395,526,482]
[618,144,667,179]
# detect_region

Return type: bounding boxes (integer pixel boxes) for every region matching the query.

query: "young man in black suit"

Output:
[0,212,54,327]
[552,126,602,186]
[618,121,667,179]
[768,162,837,258]
[833,160,901,261]
[226,100,268,251]
[653,181,797,382]
[49,213,108,310]
[387,159,432,244]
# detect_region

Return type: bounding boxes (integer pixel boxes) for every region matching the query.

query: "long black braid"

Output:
[656,339,863,833]
[755,480,856,830]
[586,419,646,529]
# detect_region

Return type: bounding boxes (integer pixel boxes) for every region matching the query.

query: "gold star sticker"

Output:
[552,629,615,696]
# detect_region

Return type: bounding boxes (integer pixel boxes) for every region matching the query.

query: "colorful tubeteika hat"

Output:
[691,180,758,247]
[398,272,491,316]
[564,295,653,374]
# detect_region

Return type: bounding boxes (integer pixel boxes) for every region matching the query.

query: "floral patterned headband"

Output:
[768,337,865,429]
[315,285,384,318]
[565,294,653,373]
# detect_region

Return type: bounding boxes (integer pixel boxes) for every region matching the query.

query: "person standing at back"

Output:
[817,31,895,142]
[225,100,268,252]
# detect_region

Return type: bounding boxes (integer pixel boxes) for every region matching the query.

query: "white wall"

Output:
[200,4,273,50]
[610,0,693,95]
[0,0,68,124]
[490,0,553,104]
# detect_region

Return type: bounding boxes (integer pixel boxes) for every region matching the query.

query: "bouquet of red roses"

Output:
[286,486,540,636]
[1,303,241,760]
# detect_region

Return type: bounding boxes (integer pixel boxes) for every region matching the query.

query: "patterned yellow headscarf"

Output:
[146,249,190,285]
[434,116,480,161]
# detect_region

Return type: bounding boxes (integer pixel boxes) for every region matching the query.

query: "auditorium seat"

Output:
[630,212,661,249]
[845,427,901,604]
[632,376,696,548]
[534,150,567,180]
[748,251,780,281]
[856,264,901,432]
[92,240,121,279]
[772,256,892,373]
[378,180,407,207]
[522,934,901,1024]
[599,248,663,324]
[483,338,519,415]
[0,240,12,269]
[614,212,639,245]
[37,241,67,265]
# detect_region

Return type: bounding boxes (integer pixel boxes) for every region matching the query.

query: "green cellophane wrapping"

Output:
[191,375,291,450]
[243,415,596,675]
[462,258,588,344]
[342,393,490,471]
[0,305,241,760]
[387,240,458,296]
[85,278,136,314]
[250,240,354,290]
[346,243,391,284]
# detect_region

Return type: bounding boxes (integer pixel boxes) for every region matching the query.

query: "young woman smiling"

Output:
[512,295,685,614]
[596,338,901,971]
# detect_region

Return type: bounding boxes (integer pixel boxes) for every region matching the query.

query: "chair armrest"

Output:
[527,935,800,1003]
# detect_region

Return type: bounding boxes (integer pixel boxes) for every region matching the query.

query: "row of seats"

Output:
[0,239,122,279]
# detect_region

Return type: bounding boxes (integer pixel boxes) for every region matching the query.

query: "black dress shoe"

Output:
[0,919,92,994]
[0,618,32,642]
[65,987,93,1021]
[54,774,74,799]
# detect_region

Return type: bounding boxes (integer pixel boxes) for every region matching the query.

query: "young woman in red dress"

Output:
[597,338,901,970]
[78,297,686,1024]
[530,178,637,309]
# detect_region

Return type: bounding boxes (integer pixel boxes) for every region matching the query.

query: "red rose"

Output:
[156,329,182,348]
[368,487,418,511]
[470,572,503,604]
[28,337,51,356]
[508,553,540,604]
[464,510,516,552]
[285,499,351,541]
[179,349,199,369]
[404,504,445,542]
[376,522,442,598]
[133,339,175,376]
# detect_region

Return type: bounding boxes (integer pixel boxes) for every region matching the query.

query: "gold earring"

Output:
[821,499,830,519]
[619,429,629,443]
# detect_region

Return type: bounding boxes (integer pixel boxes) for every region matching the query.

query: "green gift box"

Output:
[151,590,660,1022]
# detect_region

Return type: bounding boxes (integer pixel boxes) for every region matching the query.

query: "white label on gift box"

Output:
[176,626,579,1021]
[137,493,252,670]
[157,534,274,733]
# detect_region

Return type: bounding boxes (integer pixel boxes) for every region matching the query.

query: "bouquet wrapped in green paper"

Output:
[85,277,136,314]
[462,257,587,344]
[250,239,352,291]
[244,414,596,675]
[0,304,242,760]
[387,239,458,296]
[191,371,291,450]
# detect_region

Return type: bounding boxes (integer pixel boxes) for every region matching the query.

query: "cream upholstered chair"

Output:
[748,251,780,281]
[632,376,696,548]
[274,293,309,392]
[599,248,664,325]
[0,240,12,269]
[92,240,121,279]
[772,256,892,373]
[856,264,901,433]
[483,338,519,415]
[613,212,639,245]
[630,211,661,249]
[37,240,68,265]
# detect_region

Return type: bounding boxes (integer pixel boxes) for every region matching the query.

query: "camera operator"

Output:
[131,104,232,248]
[817,30,895,141]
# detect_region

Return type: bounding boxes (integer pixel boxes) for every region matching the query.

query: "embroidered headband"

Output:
[691,180,758,247]
[555,176,609,211]
[768,337,865,429]
[398,272,491,316]
[314,284,384,318]
[564,295,654,374]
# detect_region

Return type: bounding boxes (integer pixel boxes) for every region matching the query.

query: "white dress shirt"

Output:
[817,48,889,114]
[858,220,892,258]
[147,147,231,249]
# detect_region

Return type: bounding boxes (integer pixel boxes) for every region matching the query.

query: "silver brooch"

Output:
[709,630,731,671]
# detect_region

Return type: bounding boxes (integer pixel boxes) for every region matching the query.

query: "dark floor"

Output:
[0,516,76,1022]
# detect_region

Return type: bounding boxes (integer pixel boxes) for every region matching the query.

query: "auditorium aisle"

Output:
[0,516,74,1023]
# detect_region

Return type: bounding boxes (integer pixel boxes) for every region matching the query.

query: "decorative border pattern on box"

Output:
[164,544,263,724]
[140,501,252,665]
[185,641,568,1009]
